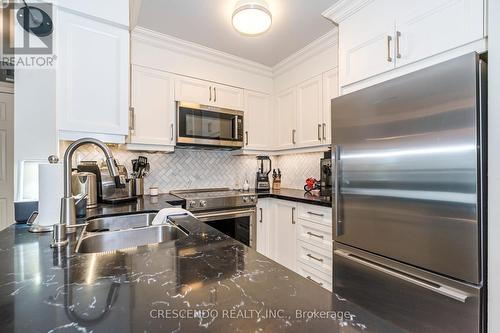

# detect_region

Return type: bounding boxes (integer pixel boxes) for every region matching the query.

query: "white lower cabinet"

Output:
[271,200,298,271]
[256,199,271,256]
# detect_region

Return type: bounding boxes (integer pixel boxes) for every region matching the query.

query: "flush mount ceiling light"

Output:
[232,0,272,36]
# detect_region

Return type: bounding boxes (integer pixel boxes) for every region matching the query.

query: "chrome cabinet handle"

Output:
[387,35,392,62]
[129,107,135,132]
[209,86,212,102]
[334,144,343,237]
[292,207,296,224]
[292,129,296,144]
[214,87,216,102]
[307,231,324,239]
[307,211,324,217]
[322,123,327,141]
[245,131,249,146]
[306,276,323,286]
[170,123,174,142]
[318,124,322,141]
[259,208,263,223]
[396,31,402,59]
[334,249,469,303]
[307,253,324,262]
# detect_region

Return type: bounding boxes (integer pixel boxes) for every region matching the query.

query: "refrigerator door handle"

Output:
[334,249,470,303]
[333,144,343,237]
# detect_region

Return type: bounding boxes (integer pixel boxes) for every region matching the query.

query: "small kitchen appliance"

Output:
[320,151,332,196]
[255,155,271,192]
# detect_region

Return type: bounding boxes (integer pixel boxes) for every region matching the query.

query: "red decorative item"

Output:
[304,177,320,192]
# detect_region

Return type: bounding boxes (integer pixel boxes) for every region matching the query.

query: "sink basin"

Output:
[75,223,188,254]
[85,213,157,232]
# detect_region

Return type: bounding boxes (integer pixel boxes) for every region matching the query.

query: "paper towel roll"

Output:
[36,163,64,227]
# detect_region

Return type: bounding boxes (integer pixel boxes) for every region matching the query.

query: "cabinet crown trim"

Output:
[321,0,374,24]
[132,27,273,78]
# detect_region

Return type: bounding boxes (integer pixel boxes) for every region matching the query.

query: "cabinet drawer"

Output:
[297,204,332,225]
[296,240,332,274]
[297,218,332,250]
[296,260,332,292]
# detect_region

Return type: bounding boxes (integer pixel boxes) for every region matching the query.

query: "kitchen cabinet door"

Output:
[174,76,211,105]
[339,0,395,86]
[256,199,272,256]
[271,200,297,271]
[296,75,323,147]
[211,83,244,110]
[57,11,129,138]
[275,88,297,150]
[322,68,338,144]
[244,91,272,150]
[0,92,13,230]
[394,0,484,68]
[129,66,175,148]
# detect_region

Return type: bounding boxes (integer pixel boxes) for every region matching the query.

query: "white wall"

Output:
[488,0,500,331]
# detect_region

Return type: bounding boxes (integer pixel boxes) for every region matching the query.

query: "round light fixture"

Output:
[232,0,272,36]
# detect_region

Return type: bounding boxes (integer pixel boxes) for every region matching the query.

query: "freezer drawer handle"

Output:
[307,231,324,239]
[334,250,469,303]
[306,276,323,286]
[307,253,324,262]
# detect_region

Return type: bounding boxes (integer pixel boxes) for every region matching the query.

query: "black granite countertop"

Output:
[0,197,401,333]
[258,188,332,208]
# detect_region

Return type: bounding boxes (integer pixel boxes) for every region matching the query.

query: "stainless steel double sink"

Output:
[75,212,189,254]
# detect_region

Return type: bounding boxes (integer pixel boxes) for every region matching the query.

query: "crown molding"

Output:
[132,27,273,78]
[272,28,338,77]
[321,0,373,24]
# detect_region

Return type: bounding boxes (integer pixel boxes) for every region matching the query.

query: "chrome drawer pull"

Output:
[307,231,324,239]
[306,276,323,286]
[307,211,324,217]
[307,253,324,262]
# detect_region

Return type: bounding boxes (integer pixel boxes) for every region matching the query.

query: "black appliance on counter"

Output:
[320,151,332,196]
[255,155,271,192]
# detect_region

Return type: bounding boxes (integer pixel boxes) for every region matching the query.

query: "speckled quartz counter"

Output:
[258,188,332,207]
[0,197,402,333]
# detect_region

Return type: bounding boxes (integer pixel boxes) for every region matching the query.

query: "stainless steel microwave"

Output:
[176,101,244,150]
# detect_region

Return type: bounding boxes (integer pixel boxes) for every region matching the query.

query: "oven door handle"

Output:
[195,209,256,219]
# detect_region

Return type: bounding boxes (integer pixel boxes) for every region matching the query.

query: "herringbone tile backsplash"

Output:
[61,142,324,193]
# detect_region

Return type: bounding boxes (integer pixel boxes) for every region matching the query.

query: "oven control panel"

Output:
[184,195,257,212]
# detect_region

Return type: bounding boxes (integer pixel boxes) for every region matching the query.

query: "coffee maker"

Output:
[320,151,332,196]
[255,156,271,192]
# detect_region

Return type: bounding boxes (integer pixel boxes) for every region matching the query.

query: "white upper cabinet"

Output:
[339,0,395,86]
[128,65,175,150]
[275,88,297,150]
[174,76,244,110]
[244,91,272,150]
[57,11,129,141]
[296,75,323,147]
[330,0,485,87]
[394,0,484,68]
[322,68,339,144]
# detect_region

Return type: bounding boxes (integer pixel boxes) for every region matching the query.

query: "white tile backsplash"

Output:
[61,142,324,193]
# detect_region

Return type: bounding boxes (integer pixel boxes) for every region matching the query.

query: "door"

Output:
[339,0,395,86]
[332,54,484,284]
[271,200,297,270]
[334,243,481,333]
[211,83,244,110]
[275,88,296,150]
[296,75,323,147]
[0,92,13,230]
[394,0,484,68]
[256,199,270,256]
[57,11,129,136]
[130,66,175,146]
[322,68,338,144]
[174,76,211,105]
[244,91,271,150]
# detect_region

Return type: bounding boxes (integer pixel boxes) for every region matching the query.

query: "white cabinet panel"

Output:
[322,68,338,144]
[174,76,211,105]
[129,66,175,147]
[297,203,332,226]
[57,11,129,137]
[296,240,332,274]
[275,88,297,150]
[256,199,271,256]
[296,75,323,147]
[395,0,484,67]
[271,200,297,271]
[297,219,333,250]
[296,260,332,291]
[244,91,272,150]
[212,83,244,110]
[0,93,13,230]
[339,0,395,86]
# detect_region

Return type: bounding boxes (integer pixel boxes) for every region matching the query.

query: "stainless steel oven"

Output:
[194,208,256,248]
[176,102,244,149]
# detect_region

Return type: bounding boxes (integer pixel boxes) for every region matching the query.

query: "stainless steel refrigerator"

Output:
[331,53,486,333]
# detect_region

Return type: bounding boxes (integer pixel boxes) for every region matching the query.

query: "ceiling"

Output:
[137,0,337,67]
